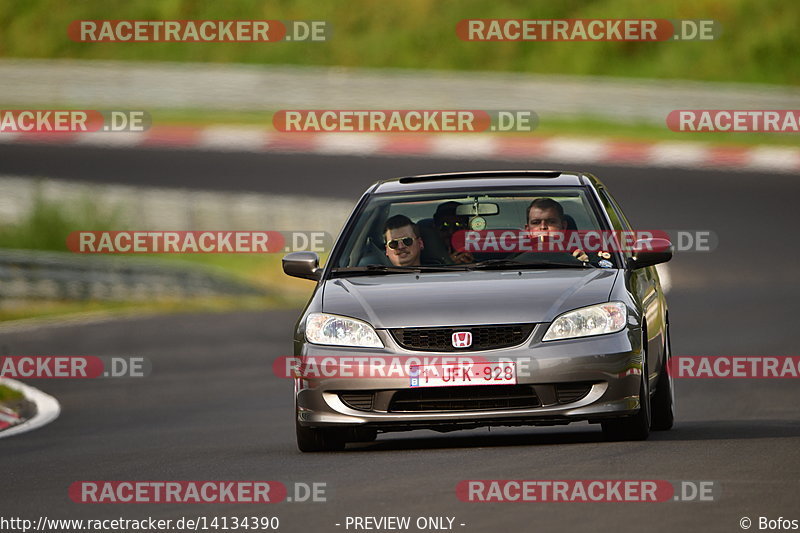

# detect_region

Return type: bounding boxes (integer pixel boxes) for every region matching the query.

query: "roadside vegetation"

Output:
[0,196,315,321]
[145,109,800,148]
[0,384,23,403]
[0,0,797,85]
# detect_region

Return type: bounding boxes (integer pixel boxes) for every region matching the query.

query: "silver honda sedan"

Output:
[283,171,674,451]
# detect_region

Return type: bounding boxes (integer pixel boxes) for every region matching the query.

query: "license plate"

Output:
[409,362,516,387]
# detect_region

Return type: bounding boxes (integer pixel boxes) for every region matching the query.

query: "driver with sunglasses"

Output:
[384,214,425,267]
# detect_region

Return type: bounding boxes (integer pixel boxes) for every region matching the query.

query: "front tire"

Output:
[296,417,347,452]
[602,346,651,441]
[650,326,675,431]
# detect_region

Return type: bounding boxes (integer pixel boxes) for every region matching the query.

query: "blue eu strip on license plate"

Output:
[409,362,516,388]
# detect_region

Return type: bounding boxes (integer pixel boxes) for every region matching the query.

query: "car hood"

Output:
[322,269,618,328]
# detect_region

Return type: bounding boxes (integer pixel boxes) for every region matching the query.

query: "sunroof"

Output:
[398,171,562,184]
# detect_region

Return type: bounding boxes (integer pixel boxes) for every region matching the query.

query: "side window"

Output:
[597,188,633,261]
[598,189,631,231]
[606,192,634,231]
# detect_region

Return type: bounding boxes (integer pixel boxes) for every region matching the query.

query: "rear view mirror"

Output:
[283,251,321,280]
[456,203,499,216]
[627,238,673,269]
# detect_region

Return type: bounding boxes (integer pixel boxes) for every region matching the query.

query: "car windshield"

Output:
[330,187,618,272]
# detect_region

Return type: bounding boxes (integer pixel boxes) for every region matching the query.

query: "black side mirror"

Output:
[282,252,321,280]
[627,238,673,269]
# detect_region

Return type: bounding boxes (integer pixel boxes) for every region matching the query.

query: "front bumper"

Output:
[294,326,643,432]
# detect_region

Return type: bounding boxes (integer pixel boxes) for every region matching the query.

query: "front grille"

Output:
[390,324,534,352]
[339,392,374,411]
[555,383,593,404]
[389,385,540,412]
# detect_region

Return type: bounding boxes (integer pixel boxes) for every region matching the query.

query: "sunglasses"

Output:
[386,237,416,249]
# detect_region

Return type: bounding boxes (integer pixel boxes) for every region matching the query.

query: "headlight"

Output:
[543,301,627,341]
[305,313,384,348]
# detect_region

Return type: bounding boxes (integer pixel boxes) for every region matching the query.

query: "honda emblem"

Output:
[451,331,473,348]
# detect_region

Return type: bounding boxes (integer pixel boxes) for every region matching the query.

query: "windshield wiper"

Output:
[468,258,597,269]
[330,264,468,276]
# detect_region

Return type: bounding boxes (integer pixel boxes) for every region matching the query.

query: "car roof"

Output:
[371,170,603,194]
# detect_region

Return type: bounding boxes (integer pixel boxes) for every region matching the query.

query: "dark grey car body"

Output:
[284,171,674,451]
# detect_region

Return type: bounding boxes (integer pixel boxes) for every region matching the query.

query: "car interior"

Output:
[339,193,600,268]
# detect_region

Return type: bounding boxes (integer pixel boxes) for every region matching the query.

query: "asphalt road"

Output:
[1,144,799,532]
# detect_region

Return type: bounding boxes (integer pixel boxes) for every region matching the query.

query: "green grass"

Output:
[0,0,797,85]
[0,195,318,322]
[0,254,315,322]
[0,293,300,322]
[141,108,800,148]
[535,116,800,147]
[0,193,128,251]
[0,384,24,402]
[0,105,795,147]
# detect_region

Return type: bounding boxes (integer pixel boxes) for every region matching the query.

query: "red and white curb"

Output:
[0,405,20,430]
[1,126,798,174]
[0,378,60,439]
